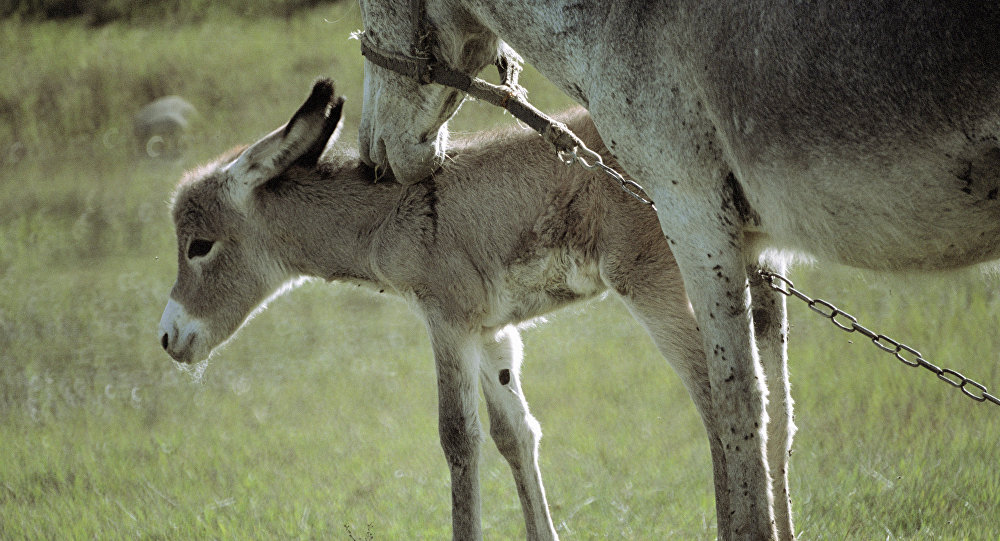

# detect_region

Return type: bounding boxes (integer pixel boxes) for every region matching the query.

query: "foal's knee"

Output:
[439,410,484,467]
[489,410,541,462]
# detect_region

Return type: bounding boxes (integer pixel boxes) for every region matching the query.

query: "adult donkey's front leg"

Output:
[655,179,777,540]
[428,321,485,541]
[749,264,795,541]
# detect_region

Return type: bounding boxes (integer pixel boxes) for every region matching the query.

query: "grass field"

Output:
[2,3,999,539]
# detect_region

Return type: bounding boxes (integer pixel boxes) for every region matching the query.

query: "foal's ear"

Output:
[292,92,345,169]
[224,78,345,192]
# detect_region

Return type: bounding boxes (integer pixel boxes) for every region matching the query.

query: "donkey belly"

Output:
[483,248,605,328]
[746,143,1000,271]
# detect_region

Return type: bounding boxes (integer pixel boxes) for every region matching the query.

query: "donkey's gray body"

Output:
[356,1,1000,539]
[159,81,706,540]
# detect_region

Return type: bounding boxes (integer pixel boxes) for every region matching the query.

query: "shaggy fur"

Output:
[159,81,709,541]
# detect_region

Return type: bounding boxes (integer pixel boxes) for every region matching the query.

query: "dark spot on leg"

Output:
[753,307,775,337]
[499,369,511,386]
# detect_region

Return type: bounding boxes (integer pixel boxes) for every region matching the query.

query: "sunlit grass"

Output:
[1,4,998,539]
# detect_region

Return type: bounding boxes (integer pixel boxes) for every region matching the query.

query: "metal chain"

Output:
[760,270,1000,407]
[557,145,656,210]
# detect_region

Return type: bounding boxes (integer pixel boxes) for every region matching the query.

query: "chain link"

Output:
[760,270,1000,407]
[557,145,656,209]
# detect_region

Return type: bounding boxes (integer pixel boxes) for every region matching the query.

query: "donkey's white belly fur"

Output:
[745,143,1000,270]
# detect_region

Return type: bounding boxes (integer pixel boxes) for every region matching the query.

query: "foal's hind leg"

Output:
[603,251,732,538]
[749,264,796,541]
[480,325,558,541]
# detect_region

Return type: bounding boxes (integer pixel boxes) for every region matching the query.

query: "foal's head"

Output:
[158,80,345,364]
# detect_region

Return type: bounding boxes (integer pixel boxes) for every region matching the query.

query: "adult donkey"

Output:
[355,1,1000,539]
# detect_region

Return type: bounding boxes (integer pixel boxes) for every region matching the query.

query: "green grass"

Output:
[2,0,340,24]
[2,4,999,539]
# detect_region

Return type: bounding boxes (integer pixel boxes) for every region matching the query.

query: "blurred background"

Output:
[1,1,997,538]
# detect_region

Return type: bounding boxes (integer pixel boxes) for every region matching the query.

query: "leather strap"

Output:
[359,34,588,157]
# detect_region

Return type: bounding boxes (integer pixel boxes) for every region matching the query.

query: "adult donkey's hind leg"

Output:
[480,326,558,541]
[749,264,796,541]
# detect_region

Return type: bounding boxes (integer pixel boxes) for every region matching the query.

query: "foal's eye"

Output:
[187,239,215,259]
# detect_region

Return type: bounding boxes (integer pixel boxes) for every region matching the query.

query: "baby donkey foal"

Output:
[158,79,710,540]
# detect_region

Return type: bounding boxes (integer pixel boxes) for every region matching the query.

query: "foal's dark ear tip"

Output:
[313,77,335,93]
[306,78,336,107]
[334,95,347,107]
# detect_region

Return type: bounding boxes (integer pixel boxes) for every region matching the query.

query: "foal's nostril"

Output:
[161,333,169,351]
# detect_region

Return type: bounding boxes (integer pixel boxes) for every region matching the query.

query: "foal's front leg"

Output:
[480,325,558,541]
[427,321,485,541]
